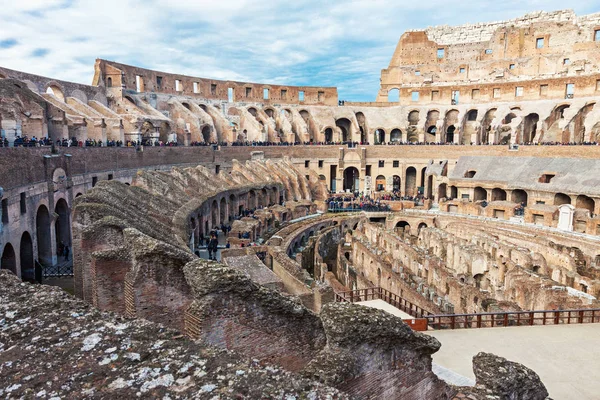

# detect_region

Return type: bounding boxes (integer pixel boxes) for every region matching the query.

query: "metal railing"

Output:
[335,287,600,330]
[425,308,600,330]
[42,260,73,278]
[334,287,433,318]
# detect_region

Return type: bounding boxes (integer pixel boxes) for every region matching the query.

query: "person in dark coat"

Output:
[208,234,219,261]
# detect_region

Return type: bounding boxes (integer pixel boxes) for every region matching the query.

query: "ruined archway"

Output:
[446,125,456,143]
[387,88,400,102]
[355,112,367,143]
[219,197,227,224]
[522,113,539,143]
[480,108,496,144]
[20,232,34,281]
[55,198,70,253]
[511,189,528,205]
[46,85,65,102]
[1,243,16,275]
[202,126,211,143]
[229,194,236,220]
[336,118,351,142]
[36,205,52,266]
[576,195,595,214]
[474,187,488,202]
[405,167,417,196]
[554,193,571,206]
[408,110,420,126]
[374,129,385,144]
[324,128,333,143]
[491,188,507,201]
[375,175,386,192]
[390,129,402,143]
[392,175,401,192]
[343,167,359,192]
[211,200,219,227]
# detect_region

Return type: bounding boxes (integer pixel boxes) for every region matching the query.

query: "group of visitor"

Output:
[2,136,599,148]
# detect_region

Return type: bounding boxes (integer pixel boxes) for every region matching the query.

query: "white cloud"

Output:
[0,1,597,100]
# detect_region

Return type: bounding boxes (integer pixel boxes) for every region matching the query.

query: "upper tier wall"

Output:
[95,59,338,106]
[378,10,600,103]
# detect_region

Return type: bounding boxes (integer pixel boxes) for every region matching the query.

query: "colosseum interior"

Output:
[1,8,600,400]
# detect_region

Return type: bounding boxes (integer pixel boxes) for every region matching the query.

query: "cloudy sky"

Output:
[0,1,598,101]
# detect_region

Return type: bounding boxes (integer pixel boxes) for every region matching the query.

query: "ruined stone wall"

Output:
[94,59,338,106]
[379,10,600,105]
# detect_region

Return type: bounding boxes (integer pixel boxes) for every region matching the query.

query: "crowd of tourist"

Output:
[2,135,599,148]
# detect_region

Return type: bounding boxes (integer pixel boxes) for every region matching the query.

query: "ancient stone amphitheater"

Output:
[2,9,600,400]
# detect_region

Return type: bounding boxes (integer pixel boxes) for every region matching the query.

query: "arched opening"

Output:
[408,110,420,126]
[511,189,528,205]
[355,112,367,143]
[202,126,211,143]
[46,85,65,102]
[438,183,447,200]
[375,175,386,192]
[36,205,52,266]
[54,199,70,257]
[336,118,351,142]
[474,187,488,202]
[324,128,333,143]
[481,108,496,144]
[211,200,219,227]
[374,129,385,144]
[418,222,428,234]
[182,102,191,111]
[491,188,507,202]
[467,109,478,121]
[387,88,400,102]
[219,197,227,224]
[576,195,594,214]
[228,194,236,220]
[20,232,35,282]
[260,188,268,208]
[473,273,484,289]
[390,129,402,143]
[248,190,256,209]
[503,113,517,124]
[395,221,410,234]
[264,108,275,119]
[450,186,458,199]
[1,243,16,275]
[554,193,571,206]
[392,175,401,192]
[377,268,382,287]
[107,77,113,87]
[446,125,456,143]
[248,107,258,117]
[405,167,417,196]
[343,167,360,192]
[522,113,539,143]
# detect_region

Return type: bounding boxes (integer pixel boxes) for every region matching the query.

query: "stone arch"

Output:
[554,193,571,206]
[70,89,88,103]
[511,189,528,205]
[324,127,333,143]
[405,167,417,196]
[36,205,52,266]
[248,190,256,209]
[408,110,420,126]
[343,167,359,192]
[264,107,275,119]
[1,243,16,275]
[395,221,410,234]
[390,128,402,143]
[107,77,113,87]
[355,112,367,143]
[467,109,478,121]
[450,185,458,199]
[480,108,496,144]
[521,113,540,143]
[474,187,487,202]
[46,84,65,102]
[336,118,352,142]
[211,200,219,227]
[576,195,595,214]
[491,188,507,201]
[418,222,428,234]
[219,197,227,224]
[392,175,401,192]
[374,128,386,144]
[20,232,35,282]
[444,109,459,142]
[387,88,400,102]
[375,175,386,192]
[55,198,71,251]
[228,194,236,219]
[503,113,517,124]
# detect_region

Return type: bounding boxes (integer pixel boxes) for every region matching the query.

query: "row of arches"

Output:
[1,199,71,280]
[342,166,426,195]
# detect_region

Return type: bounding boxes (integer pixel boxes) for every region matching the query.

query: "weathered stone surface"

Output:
[0,270,345,399]
[459,352,550,400]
